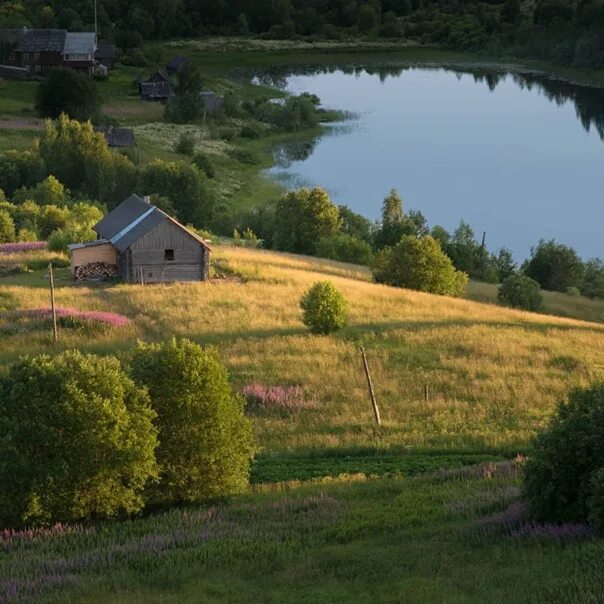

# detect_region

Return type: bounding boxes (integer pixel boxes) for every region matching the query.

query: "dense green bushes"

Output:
[0,340,255,528]
[372,235,468,297]
[497,274,544,311]
[524,383,604,531]
[0,351,158,527]
[300,281,348,334]
[129,338,254,503]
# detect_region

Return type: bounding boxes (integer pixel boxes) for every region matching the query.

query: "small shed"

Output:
[166,55,187,74]
[200,91,224,114]
[95,125,135,149]
[95,41,115,70]
[69,194,211,283]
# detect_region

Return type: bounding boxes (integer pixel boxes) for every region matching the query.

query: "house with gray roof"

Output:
[69,194,211,283]
[62,32,96,74]
[10,29,66,75]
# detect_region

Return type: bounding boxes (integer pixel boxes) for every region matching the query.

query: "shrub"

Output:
[524,239,585,292]
[174,132,196,156]
[0,351,158,527]
[524,383,604,528]
[227,148,260,165]
[48,226,96,253]
[316,233,373,265]
[240,124,262,139]
[566,286,581,297]
[0,209,16,243]
[498,274,544,311]
[129,338,255,503]
[300,281,348,335]
[192,152,216,178]
[372,236,468,297]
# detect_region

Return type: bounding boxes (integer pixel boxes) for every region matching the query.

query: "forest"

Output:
[1,0,604,67]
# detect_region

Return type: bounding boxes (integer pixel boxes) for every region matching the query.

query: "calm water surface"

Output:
[266,66,604,260]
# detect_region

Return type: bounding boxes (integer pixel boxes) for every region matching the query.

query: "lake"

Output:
[265,65,604,260]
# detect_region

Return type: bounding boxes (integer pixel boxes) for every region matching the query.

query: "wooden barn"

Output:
[69,195,211,283]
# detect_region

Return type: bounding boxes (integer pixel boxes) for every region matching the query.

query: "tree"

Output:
[374,189,416,249]
[581,258,604,299]
[138,159,215,226]
[358,4,378,33]
[129,338,254,503]
[524,383,604,528]
[493,247,517,282]
[316,233,374,265]
[524,239,585,292]
[0,351,158,527]
[497,274,543,311]
[13,175,69,206]
[35,68,100,122]
[338,205,374,242]
[300,281,349,334]
[372,235,468,296]
[444,220,482,274]
[0,209,16,243]
[38,115,137,204]
[272,187,341,255]
[165,62,205,124]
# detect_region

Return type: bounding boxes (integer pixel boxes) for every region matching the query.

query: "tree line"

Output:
[2,0,603,68]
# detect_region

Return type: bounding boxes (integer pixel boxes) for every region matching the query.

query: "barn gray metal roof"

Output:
[63,32,96,56]
[93,195,211,253]
[94,194,150,240]
[94,126,135,147]
[17,29,66,52]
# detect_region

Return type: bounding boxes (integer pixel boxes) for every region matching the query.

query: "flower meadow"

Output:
[0,242,47,255]
[243,384,316,414]
[21,307,131,328]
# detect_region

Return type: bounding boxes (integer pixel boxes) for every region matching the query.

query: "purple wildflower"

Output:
[0,242,47,255]
[243,384,315,414]
[20,307,130,328]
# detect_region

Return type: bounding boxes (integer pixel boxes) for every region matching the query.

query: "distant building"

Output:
[94,126,136,149]
[138,70,174,101]
[166,55,187,75]
[95,41,116,70]
[69,194,211,283]
[62,32,96,74]
[8,29,66,75]
[200,91,224,114]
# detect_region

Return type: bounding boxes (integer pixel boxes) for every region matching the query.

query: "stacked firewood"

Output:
[74,262,118,281]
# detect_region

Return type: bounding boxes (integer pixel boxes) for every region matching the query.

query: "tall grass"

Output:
[1,246,603,454]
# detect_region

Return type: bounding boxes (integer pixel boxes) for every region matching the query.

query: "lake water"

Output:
[265,65,604,260]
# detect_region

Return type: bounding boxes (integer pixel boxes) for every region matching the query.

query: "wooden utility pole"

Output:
[360,347,381,427]
[48,262,58,343]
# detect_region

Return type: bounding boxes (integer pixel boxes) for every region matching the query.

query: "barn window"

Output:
[164,249,175,261]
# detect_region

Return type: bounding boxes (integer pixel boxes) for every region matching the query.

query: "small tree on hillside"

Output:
[0,351,158,527]
[272,187,341,255]
[497,274,543,311]
[300,281,348,335]
[129,338,255,503]
[524,239,585,292]
[372,235,468,297]
[35,68,100,121]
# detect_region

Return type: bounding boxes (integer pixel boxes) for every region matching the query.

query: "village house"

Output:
[94,125,136,149]
[69,194,211,283]
[62,32,96,75]
[138,69,174,101]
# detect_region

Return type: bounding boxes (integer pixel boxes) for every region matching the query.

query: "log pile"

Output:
[74,262,118,281]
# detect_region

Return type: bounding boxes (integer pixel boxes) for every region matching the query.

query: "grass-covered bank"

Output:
[5,462,604,604]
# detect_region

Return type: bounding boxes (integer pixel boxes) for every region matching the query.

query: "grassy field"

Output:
[1,246,604,602]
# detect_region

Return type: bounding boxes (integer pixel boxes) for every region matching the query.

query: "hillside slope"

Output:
[2,246,603,457]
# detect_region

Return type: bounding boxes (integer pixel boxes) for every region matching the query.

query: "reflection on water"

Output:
[248,63,604,259]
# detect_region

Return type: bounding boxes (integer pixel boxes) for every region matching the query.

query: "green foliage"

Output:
[192,152,216,179]
[581,258,604,299]
[0,150,45,197]
[165,63,205,124]
[0,209,16,243]
[251,94,321,132]
[138,159,215,226]
[358,4,379,33]
[35,68,100,122]
[589,468,604,533]
[372,235,468,297]
[524,383,604,528]
[0,351,158,527]
[38,115,137,205]
[497,274,544,312]
[300,281,348,335]
[493,247,517,282]
[13,175,69,206]
[47,226,96,253]
[316,233,374,265]
[338,205,374,243]
[273,187,341,255]
[524,239,585,292]
[129,338,254,503]
[174,132,196,156]
[373,189,420,249]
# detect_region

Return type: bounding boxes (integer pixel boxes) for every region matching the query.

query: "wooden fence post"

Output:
[360,346,381,427]
[48,262,58,343]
